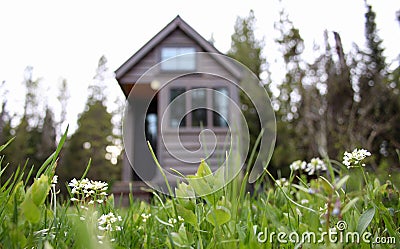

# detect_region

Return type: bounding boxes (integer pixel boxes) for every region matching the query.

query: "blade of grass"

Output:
[265,168,317,213]
[0,137,15,153]
[44,125,69,177]
[147,141,179,221]
[80,158,92,180]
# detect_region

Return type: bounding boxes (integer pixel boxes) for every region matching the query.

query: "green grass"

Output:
[0,130,399,248]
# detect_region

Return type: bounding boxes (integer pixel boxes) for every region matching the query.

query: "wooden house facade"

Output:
[113,16,243,197]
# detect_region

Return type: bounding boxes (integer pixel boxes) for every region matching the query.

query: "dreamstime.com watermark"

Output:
[255,221,396,245]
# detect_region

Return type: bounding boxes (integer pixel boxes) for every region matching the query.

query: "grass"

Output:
[0,129,399,248]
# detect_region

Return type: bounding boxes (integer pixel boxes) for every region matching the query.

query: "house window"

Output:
[213,87,229,127]
[191,88,207,127]
[161,47,196,71]
[169,87,229,128]
[170,88,186,127]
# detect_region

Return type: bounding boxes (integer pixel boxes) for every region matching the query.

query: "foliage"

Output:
[227,10,266,158]
[270,4,400,171]
[60,99,118,188]
[0,131,399,248]
[58,56,120,193]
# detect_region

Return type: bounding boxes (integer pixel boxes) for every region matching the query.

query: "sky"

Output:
[0,0,399,134]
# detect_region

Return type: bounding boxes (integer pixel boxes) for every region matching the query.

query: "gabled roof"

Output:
[115,15,241,81]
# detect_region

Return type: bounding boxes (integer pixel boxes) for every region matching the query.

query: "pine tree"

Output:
[321,31,354,159]
[57,78,70,136]
[352,2,400,167]
[60,56,119,187]
[227,10,265,155]
[271,9,309,172]
[23,66,41,127]
[37,107,57,162]
[62,100,117,181]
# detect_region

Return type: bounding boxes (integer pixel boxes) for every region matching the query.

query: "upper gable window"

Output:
[161,47,196,71]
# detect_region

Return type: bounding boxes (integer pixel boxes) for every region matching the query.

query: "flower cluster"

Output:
[51,175,58,188]
[168,216,184,225]
[289,160,306,171]
[68,178,108,204]
[275,178,289,187]
[305,158,327,175]
[141,213,151,223]
[342,148,371,168]
[98,212,122,232]
[290,158,327,175]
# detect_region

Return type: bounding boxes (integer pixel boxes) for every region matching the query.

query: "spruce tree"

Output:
[352,3,400,167]
[271,9,309,172]
[227,10,265,156]
[60,56,119,186]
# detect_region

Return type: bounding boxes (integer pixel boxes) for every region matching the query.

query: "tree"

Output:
[351,3,400,167]
[1,68,44,182]
[59,56,119,187]
[227,10,266,156]
[0,81,9,143]
[313,31,354,159]
[228,10,265,77]
[37,107,57,162]
[271,8,310,172]
[57,78,70,137]
[23,66,41,127]
[61,100,117,181]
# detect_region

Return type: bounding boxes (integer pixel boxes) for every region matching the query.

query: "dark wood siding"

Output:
[118,25,241,181]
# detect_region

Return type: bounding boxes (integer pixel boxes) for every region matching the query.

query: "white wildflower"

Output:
[275,178,289,187]
[51,175,58,185]
[342,148,371,169]
[289,160,307,171]
[295,208,302,217]
[68,178,108,203]
[68,178,79,188]
[141,213,151,223]
[305,158,327,175]
[98,212,122,232]
[168,218,177,224]
[301,199,309,205]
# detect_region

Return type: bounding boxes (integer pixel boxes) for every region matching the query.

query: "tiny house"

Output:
[113,16,243,197]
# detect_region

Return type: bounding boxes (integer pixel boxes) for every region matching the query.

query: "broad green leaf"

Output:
[170,232,184,247]
[175,182,195,199]
[10,227,27,248]
[206,206,231,226]
[357,207,375,234]
[335,175,350,190]
[21,196,41,223]
[196,160,212,177]
[176,204,197,228]
[170,224,193,248]
[10,181,25,205]
[30,174,50,206]
[342,197,359,214]
[186,175,212,197]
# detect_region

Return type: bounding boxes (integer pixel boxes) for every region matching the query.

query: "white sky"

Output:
[0,0,399,134]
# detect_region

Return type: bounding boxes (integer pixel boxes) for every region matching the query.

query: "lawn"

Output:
[0,130,399,249]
